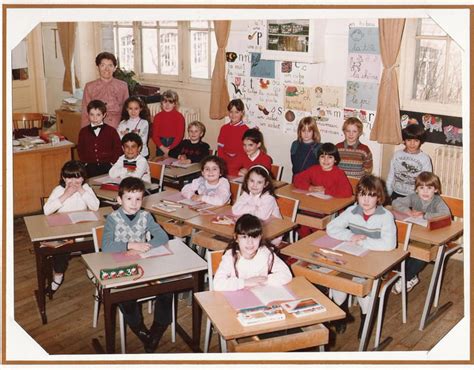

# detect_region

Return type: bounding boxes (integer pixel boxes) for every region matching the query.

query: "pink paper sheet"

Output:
[161,192,185,202]
[46,213,72,227]
[311,234,343,249]
[222,290,262,310]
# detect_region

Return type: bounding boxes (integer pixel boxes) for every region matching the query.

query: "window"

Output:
[399,18,462,116]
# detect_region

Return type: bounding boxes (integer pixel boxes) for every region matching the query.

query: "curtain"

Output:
[370,19,406,144]
[209,20,231,120]
[57,22,80,93]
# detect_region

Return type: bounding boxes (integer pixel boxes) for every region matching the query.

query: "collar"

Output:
[344,140,360,149]
[248,150,260,161]
[230,120,245,127]
[351,204,385,216]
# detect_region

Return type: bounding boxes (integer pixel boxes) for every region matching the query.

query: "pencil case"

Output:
[99,264,139,280]
[100,183,120,191]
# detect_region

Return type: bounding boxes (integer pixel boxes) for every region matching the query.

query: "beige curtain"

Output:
[370,19,406,144]
[57,22,80,93]
[209,20,231,120]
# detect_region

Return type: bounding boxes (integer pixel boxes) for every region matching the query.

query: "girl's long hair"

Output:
[120,96,150,122]
[241,165,275,196]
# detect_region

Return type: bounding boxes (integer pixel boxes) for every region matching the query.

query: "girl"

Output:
[151,90,185,157]
[290,116,321,176]
[326,175,396,336]
[217,99,249,176]
[233,128,273,177]
[168,120,210,164]
[43,160,100,295]
[391,172,451,294]
[117,96,151,158]
[181,155,231,206]
[213,214,292,291]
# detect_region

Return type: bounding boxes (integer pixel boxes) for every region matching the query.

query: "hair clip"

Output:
[249,165,270,176]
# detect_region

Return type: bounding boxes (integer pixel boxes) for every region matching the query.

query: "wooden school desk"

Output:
[88,175,159,203]
[82,239,207,353]
[275,184,354,229]
[281,231,408,351]
[23,207,112,324]
[151,158,201,189]
[194,276,345,352]
[407,221,464,331]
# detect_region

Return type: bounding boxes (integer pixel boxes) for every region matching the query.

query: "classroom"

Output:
[6,4,469,364]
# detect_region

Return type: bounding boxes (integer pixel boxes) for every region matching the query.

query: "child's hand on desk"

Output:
[408,210,424,218]
[309,185,325,193]
[191,194,202,202]
[350,234,367,246]
[244,276,267,288]
[127,242,152,253]
[177,155,191,164]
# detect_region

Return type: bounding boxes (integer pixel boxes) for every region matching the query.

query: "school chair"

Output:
[347,176,359,194]
[90,226,176,353]
[270,164,283,181]
[229,181,242,205]
[275,195,299,245]
[373,220,412,349]
[148,161,165,193]
[13,112,44,130]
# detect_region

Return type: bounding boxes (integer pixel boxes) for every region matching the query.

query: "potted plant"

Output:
[113,67,140,95]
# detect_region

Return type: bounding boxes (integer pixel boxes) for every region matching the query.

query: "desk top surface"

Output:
[142,189,206,221]
[164,163,201,179]
[24,207,112,242]
[194,276,345,340]
[281,231,408,279]
[82,239,207,289]
[409,220,464,245]
[275,184,354,215]
[13,140,75,155]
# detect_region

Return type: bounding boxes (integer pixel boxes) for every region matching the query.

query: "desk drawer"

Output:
[155,216,193,237]
[296,214,331,229]
[292,261,372,297]
[191,231,229,251]
[227,323,328,352]
[408,241,438,262]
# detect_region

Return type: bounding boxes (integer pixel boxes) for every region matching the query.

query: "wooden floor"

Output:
[13,216,464,355]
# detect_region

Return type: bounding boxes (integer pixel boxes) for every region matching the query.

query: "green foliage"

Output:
[113,67,139,95]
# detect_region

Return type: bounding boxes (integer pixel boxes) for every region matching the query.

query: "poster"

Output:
[347,53,382,82]
[348,27,380,54]
[283,84,312,112]
[311,85,345,108]
[345,80,379,111]
[250,52,276,79]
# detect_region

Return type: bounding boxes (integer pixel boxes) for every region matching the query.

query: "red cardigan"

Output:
[231,151,273,176]
[77,124,123,165]
[217,122,249,175]
[293,165,353,198]
[151,109,185,150]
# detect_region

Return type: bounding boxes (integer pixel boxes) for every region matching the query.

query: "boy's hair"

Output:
[416,171,442,193]
[317,142,341,165]
[402,124,426,144]
[297,116,321,142]
[342,117,363,135]
[200,155,227,177]
[188,120,206,138]
[242,128,267,153]
[95,52,118,67]
[87,99,107,115]
[242,165,275,196]
[225,214,276,278]
[120,96,150,122]
[161,90,179,107]
[118,177,146,197]
[59,160,87,187]
[121,132,143,148]
[227,98,245,112]
[356,175,386,205]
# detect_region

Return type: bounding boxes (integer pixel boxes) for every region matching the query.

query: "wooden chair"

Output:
[229,181,242,205]
[13,112,44,130]
[347,176,359,194]
[270,164,283,181]
[276,195,299,244]
[373,220,412,349]
[148,161,165,192]
[90,226,176,353]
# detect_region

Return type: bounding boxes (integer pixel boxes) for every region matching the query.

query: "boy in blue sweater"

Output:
[102,177,172,353]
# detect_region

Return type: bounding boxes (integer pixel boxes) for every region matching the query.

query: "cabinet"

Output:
[56,110,81,159]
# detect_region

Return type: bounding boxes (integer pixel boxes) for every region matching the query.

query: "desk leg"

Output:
[192,271,204,352]
[33,242,48,324]
[103,288,117,353]
[419,244,446,331]
[358,278,380,352]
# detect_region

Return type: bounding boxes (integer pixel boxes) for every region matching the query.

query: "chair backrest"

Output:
[148,161,165,191]
[207,249,225,291]
[276,195,299,222]
[270,164,283,181]
[92,225,105,253]
[441,195,463,219]
[13,112,44,130]
[395,220,413,252]
[347,176,359,194]
[229,181,242,205]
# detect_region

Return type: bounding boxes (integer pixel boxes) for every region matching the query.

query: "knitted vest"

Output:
[111,211,148,243]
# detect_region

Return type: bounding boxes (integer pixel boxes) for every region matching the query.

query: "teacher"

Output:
[81,52,129,129]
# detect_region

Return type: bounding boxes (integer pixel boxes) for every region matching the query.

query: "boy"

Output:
[336,117,373,178]
[77,100,123,178]
[102,177,172,353]
[109,132,151,183]
[169,120,210,164]
[386,124,432,201]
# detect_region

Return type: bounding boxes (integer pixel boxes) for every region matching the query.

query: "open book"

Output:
[308,192,333,200]
[223,285,295,310]
[46,211,99,227]
[281,297,326,317]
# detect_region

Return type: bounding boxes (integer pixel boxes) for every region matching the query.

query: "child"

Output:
[290,116,321,176]
[391,172,451,294]
[336,117,373,178]
[217,99,249,176]
[326,175,396,336]
[117,96,151,158]
[386,124,432,200]
[151,90,185,157]
[232,128,273,177]
[181,155,231,206]
[77,99,123,178]
[213,214,292,291]
[102,177,172,353]
[43,160,100,295]
[168,120,210,164]
[109,132,151,183]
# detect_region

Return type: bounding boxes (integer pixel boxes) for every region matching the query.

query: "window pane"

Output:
[190,30,209,78]
[116,21,133,26]
[417,18,446,36]
[159,21,178,27]
[190,21,209,28]
[446,42,462,104]
[160,29,178,75]
[117,27,134,70]
[141,29,158,74]
[211,32,217,75]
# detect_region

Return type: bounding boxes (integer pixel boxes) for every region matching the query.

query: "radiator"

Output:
[147,103,200,125]
[433,145,463,198]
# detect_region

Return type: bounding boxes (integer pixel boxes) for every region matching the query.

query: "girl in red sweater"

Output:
[151,90,185,157]
[233,128,273,177]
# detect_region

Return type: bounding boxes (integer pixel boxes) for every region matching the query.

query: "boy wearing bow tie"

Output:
[109,132,151,183]
[77,99,122,177]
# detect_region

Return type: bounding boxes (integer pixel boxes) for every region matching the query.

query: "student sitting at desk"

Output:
[109,132,151,183]
[43,160,100,295]
[102,177,172,353]
[169,120,210,164]
[214,214,292,291]
[326,175,396,336]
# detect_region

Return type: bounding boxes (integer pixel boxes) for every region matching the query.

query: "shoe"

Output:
[145,323,169,353]
[129,322,152,349]
[391,276,420,295]
[333,319,347,334]
[46,274,64,299]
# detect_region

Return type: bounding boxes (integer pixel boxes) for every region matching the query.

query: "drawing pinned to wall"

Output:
[230,77,243,95]
[312,107,344,140]
[247,20,265,52]
[250,52,276,79]
[259,79,270,89]
[347,53,382,82]
[226,52,238,62]
[345,80,378,111]
[283,109,308,135]
[281,61,292,73]
[348,27,380,54]
[311,85,344,108]
[284,84,312,112]
[285,110,296,122]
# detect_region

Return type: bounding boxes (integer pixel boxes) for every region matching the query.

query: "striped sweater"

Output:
[336,140,373,178]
